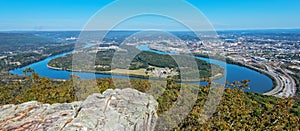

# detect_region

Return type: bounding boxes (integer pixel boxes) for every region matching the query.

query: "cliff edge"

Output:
[0,88,158,131]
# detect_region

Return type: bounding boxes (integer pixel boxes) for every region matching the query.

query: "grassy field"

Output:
[105,68,147,76]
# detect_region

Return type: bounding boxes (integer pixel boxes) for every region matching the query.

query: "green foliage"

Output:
[0,32,76,71]
[49,49,224,79]
[0,73,299,130]
[0,73,75,105]
[0,33,54,52]
[175,88,299,130]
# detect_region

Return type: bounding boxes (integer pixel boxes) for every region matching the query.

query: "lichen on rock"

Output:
[0,88,158,131]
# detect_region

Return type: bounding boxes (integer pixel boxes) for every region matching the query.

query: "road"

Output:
[241,61,296,98]
[274,68,296,98]
[260,63,296,98]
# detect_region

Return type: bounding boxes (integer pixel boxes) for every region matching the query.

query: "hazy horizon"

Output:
[1,28,300,32]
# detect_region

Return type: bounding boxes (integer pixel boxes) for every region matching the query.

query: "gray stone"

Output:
[0,88,158,131]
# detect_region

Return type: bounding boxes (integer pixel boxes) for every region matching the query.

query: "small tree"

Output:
[226,80,250,91]
[23,67,33,77]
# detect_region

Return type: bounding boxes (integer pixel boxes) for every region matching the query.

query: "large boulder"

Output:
[0,88,158,131]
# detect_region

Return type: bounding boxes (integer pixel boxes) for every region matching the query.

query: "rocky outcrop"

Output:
[0,88,158,131]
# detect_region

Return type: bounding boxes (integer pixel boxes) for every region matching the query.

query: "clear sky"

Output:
[0,0,300,31]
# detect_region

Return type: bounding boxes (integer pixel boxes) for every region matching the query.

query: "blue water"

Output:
[137,45,273,93]
[10,44,273,93]
[9,53,128,79]
[10,44,130,80]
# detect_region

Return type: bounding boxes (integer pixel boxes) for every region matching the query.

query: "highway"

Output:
[260,64,296,98]
[241,61,296,98]
[274,68,296,98]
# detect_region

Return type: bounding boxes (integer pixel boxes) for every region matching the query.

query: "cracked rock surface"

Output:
[0,88,158,131]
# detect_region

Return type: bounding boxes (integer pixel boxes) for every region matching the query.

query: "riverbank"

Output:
[47,63,224,82]
[11,44,273,93]
[225,58,296,98]
[225,59,277,90]
[146,45,275,93]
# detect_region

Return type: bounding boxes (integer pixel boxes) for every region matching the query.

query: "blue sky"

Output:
[0,0,300,31]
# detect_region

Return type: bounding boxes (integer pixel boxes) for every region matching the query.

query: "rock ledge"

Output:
[0,88,158,131]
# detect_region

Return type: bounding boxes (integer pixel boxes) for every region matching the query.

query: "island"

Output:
[48,44,224,81]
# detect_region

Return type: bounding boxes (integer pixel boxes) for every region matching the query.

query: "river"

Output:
[10,44,273,93]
